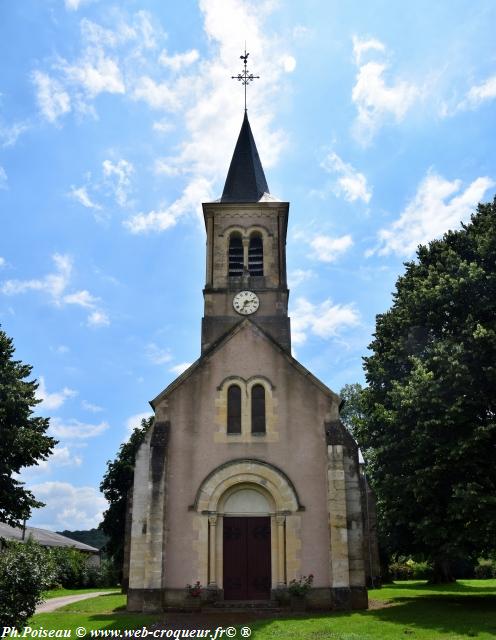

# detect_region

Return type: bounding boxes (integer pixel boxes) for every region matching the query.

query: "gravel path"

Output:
[36,592,119,614]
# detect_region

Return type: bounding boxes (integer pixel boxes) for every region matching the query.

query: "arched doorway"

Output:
[221,488,272,600]
[193,459,303,598]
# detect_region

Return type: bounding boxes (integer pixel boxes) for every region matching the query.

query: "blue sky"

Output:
[1,0,495,531]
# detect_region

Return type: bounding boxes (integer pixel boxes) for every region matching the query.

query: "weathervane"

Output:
[231,47,259,112]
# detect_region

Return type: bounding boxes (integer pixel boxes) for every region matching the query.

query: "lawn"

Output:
[28,580,496,639]
[252,580,496,639]
[32,593,158,634]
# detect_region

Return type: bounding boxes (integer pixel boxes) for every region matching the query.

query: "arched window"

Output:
[251,384,266,434]
[228,234,244,277]
[227,385,242,434]
[248,234,263,276]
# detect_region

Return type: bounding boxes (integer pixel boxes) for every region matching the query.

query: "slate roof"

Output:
[220,112,270,203]
[0,522,99,553]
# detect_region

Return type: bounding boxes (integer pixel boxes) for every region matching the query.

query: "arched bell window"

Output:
[251,384,266,434]
[227,385,242,434]
[248,234,263,276]
[228,234,244,277]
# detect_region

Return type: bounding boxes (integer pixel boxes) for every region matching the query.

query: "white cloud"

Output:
[82,400,103,412]
[69,186,102,210]
[126,411,153,435]
[0,121,29,148]
[31,71,71,123]
[64,0,93,10]
[321,151,372,203]
[351,36,419,144]
[32,446,83,474]
[152,119,174,134]
[290,297,360,345]
[1,253,108,326]
[145,342,173,365]
[352,35,385,65]
[87,310,110,327]
[280,55,296,73]
[132,76,182,111]
[49,417,109,439]
[370,172,495,257]
[64,289,99,308]
[169,362,192,376]
[36,376,77,411]
[0,257,6,268]
[154,158,182,177]
[27,482,107,531]
[61,50,125,98]
[309,234,353,263]
[103,159,134,207]
[0,166,7,190]
[124,176,213,233]
[159,49,200,71]
[288,268,314,288]
[457,75,496,112]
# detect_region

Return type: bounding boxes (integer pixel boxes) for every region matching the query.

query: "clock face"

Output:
[233,290,260,315]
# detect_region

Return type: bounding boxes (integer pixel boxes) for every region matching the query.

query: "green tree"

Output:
[339,382,365,436]
[0,540,55,629]
[355,198,496,583]
[0,327,56,525]
[99,417,153,574]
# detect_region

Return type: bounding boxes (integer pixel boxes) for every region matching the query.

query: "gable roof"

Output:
[0,522,99,553]
[150,319,339,408]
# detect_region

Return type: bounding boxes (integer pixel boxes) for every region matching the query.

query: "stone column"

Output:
[243,237,249,271]
[276,515,286,586]
[208,515,218,587]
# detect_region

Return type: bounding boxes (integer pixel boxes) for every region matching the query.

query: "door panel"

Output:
[223,516,271,600]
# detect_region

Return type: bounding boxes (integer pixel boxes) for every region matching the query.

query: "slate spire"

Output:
[221,112,269,203]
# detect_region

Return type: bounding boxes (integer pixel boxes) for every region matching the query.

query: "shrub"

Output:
[474,558,496,579]
[388,558,433,581]
[0,540,55,629]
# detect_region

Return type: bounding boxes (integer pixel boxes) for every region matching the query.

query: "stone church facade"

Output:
[126,113,379,613]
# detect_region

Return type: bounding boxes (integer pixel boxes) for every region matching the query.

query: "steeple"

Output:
[221,112,269,203]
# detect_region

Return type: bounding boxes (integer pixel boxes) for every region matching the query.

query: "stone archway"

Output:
[193,459,303,595]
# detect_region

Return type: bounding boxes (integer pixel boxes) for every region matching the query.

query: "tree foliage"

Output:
[0,540,55,629]
[355,199,496,582]
[339,382,366,436]
[99,417,153,571]
[0,327,56,526]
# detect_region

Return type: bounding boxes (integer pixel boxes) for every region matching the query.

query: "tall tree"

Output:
[339,382,365,437]
[355,199,496,582]
[0,327,56,526]
[99,417,153,572]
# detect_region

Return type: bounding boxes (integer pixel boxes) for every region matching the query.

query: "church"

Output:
[126,102,379,612]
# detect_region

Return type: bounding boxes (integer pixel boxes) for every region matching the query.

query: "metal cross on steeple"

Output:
[231,48,259,112]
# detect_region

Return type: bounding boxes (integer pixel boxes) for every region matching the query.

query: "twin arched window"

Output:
[227,383,266,434]
[228,233,264,277]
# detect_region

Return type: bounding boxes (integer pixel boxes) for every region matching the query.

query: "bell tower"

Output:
[201,112,291,353]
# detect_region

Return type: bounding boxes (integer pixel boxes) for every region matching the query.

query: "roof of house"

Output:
[0,522,99,553]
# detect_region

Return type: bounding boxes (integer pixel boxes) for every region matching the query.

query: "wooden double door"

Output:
[223,516,271,600]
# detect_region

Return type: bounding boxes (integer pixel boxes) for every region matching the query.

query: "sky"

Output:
[1,0,495,532]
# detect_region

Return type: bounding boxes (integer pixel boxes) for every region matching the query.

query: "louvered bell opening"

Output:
[229,236,244,277]
[248,236,263,276]
[227,385,242,434]
[251,384,266,434]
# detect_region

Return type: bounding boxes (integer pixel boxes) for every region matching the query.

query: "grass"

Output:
[28,580,496,639]
[251,579,496,639]
[31,593,157,634]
